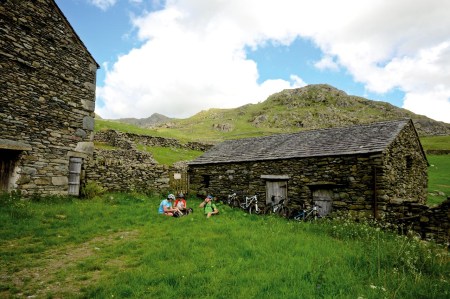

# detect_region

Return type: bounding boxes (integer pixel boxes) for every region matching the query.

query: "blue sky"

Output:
[55,0,450,123]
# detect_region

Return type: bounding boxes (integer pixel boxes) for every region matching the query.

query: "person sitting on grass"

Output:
[174,192,193,215]
[199,195,219,218]
[158,194,179,217]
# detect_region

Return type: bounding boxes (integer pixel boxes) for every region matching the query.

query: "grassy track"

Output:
[1,193,448,298]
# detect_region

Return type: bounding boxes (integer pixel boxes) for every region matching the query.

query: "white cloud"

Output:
[89,0,117,11]
[314,56,339,71]
[403,87,450,123]
[97,0,450,123]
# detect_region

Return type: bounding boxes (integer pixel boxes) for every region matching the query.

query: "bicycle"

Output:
[222,192,241,208]
[292,202,322,221]
[264,195,291,218]
[240,194,262,214]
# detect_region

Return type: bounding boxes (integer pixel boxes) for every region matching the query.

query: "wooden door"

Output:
[68,157,82,196]
[312,189,333,216]
[265,180,287,204]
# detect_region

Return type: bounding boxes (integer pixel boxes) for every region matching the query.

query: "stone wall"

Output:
[94,130,214,152]
[189,154,380,210]
[0,0,98,195]
[85,130,201,194]
[85,149,173,193]
[381,121,428,204]
[384,198,450,245]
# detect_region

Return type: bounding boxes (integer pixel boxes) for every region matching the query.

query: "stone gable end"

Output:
[1,0,98,196]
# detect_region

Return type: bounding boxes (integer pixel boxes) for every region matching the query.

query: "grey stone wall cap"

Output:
[261,175,290,180]
[74,142,94,155]
[0,138,32,151]
[67,151,89,159]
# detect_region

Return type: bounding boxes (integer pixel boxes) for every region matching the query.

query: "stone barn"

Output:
[188,119,428,219]
[0,0,99,196]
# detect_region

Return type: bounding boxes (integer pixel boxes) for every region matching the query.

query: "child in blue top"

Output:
[158,194,177,216]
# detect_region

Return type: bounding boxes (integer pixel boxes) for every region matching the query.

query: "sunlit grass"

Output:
[136,144,203,165]
[427,155,450,205]
[1,193,448,298]
[94,141,117,150]
[421,135,450,151]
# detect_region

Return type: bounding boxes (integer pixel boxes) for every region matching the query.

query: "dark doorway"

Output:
[0,149,21,192]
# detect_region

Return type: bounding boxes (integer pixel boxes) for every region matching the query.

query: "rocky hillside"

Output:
[157,84,450,138]
[251,85,450,136]
[109,113,172,128]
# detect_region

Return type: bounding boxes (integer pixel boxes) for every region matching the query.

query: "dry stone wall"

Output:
[0,0,97,195]
[85,149,172,193]
[189,154,384,211]
[85,130,209,194]
[385,198,450,245]
[94,130,213,152]
[381,121,428,204]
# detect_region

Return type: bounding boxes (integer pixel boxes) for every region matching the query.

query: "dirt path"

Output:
[1,230,139,298]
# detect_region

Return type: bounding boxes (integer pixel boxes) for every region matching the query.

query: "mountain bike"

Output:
[264,195,291,218]
[222,192,241,208]
[292,203,322,221]
[240,194,262,214]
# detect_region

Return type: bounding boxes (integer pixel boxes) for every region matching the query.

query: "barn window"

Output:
[406,155,413,170]
[68,157,82,196]
[202,174,210,188]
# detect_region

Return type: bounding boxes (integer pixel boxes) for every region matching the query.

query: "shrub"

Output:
[81,181,107,199]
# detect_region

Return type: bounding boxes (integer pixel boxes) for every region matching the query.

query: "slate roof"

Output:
[189,119,412,165]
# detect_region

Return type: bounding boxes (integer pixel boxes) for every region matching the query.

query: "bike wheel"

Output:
[295,210,308,221]
[264,205,275,215]
[278,206,291,218]
[231,199,240,208]
[305,212,317,222]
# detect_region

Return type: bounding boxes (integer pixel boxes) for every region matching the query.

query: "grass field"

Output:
[428,155,450,205]
[421,135,450,151]
[136,144,204,165]
[1,193,448,298]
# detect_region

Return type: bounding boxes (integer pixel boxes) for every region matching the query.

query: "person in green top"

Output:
[199,195,219,218]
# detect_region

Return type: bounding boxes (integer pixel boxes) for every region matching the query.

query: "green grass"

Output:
[94,141,117,150]
[1,193,448,298]
[427,155,450,205]
[136,144,204,165]
[421,135,450,151]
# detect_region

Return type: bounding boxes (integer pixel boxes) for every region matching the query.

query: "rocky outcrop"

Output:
[110,113,172,128]
[261,85,450,136]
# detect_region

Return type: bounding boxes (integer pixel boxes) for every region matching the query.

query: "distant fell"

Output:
[110,113,172,128]
[98,84,450,143]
